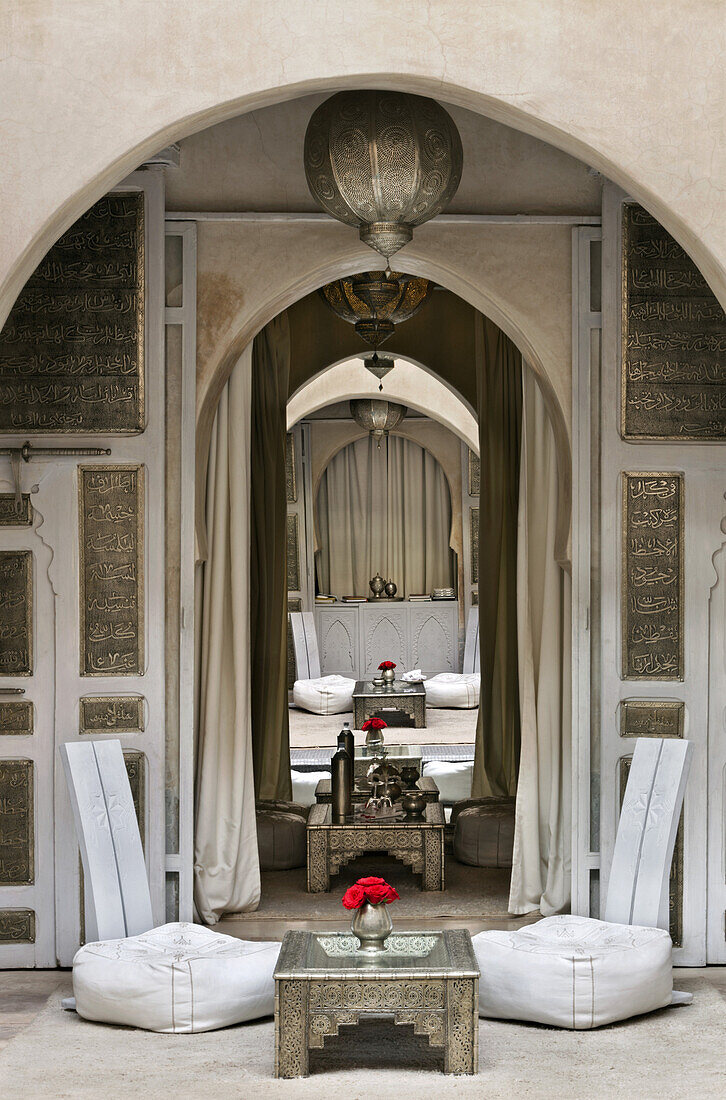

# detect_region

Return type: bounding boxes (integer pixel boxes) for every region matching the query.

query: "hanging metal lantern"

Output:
[350,399,407,447]
[305,91,463,263]
[363,353,395,391]
[319,271,431,350]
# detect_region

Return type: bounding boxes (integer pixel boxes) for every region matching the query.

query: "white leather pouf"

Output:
[425,672,480,708]
[73,922,280,1033]
[422,760,473,804]
[473,915,674,1029]
[292,674,355,714]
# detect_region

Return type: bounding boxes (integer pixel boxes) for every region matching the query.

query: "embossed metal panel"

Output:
[470,507,479,585]
[0,760,33,884]
[0,551,32,675]
[79,695,145,735]
[468,449,480,496]
[0,909,35,944]
[0,494,32,526]
[621,203,726,440]
[619,755,683,946]
[622,473,684,680]
[0,700,33,736]
[79,465,144,675]
[619,699,684,738]
[0,193,144,433]
[286,433,297,503]
[286,513,300,593]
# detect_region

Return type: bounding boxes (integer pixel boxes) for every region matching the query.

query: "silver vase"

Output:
[351,900,393,954]
[382,667,395,685]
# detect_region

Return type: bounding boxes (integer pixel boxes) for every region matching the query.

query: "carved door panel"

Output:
[0,171,168,966]
[315,608,358,677]
[410,604,458,675]
[361,607,408,675]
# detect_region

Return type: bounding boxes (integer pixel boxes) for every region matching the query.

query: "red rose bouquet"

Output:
[361,717,387,733]
[342,876,400,909]
[378,660,396,670]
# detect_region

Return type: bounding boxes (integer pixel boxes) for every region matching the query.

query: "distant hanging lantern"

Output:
[305,91,463,265]
[350,399,407,447]
[363,353,395,391]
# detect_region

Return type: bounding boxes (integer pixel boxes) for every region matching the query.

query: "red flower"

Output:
[378,660,396,670]
[342,877,399,909]
[361,717,387,732]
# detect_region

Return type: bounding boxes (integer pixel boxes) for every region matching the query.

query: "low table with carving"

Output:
[306,800,445,892]
[353,679,426,728]
[274,929,479,1078]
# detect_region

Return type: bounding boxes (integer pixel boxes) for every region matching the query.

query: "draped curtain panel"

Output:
[250,313,293,802]
[472,315,523,799]
[194,345,261,923]
[316,434,453,598]
[509,368,571,915]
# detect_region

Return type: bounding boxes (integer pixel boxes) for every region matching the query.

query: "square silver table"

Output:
[353,741,423,781]
[274,929,479,1078]
[353,679,427,728]
[306,800,445,892]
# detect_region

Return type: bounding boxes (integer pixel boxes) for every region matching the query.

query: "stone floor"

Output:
[0,966,724,1098]
[289,704,477,747]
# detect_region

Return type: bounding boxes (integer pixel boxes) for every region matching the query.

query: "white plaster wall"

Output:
[1,0,725,331]
[166,95,602,215]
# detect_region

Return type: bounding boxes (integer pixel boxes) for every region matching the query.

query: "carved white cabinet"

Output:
[315,601,459,678]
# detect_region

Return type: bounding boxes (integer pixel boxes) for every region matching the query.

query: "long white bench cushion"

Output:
[425,672,480,708]
[422,760,473,804]
[291,769,330,807]
[292,674,355,714]
[73,922,280,1033]
[473,915,673,1029]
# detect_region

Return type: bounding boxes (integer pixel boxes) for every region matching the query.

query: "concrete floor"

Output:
[0,966,724,1098]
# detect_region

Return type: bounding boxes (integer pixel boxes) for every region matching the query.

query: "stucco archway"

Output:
[2,3,726,333]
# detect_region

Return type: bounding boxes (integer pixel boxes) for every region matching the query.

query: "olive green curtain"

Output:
[472,315,523,799]
[250,313,293,801]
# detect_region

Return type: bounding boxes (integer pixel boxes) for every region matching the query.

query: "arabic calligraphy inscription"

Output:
[0,760,33,885]
[622,473,683,680]
[0,551,32,675]
[621,203,726,440]
[79,695,144,735]
[79,465,144,676]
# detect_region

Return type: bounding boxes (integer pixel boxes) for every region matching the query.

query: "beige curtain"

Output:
[194,345,261,923]
[250,313,293,802]
[509,368,571,915]
[472,315,522,799]
[316,434,453,597]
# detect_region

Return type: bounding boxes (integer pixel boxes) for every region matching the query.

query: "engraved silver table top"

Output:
[274,928,479,980]
[353,679,426,697]
[307,799,445,829]
[354,742,423,763]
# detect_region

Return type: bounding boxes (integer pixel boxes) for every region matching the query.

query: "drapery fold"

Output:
[250,313,293,802]
[509,368,571,915]
[194,345,261,923]
[316,434,453,597]
[472,315,522,799]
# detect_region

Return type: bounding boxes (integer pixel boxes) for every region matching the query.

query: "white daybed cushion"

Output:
[473,915,673,1029]
[291,768,330,806]
[425,672,480,708]
[292,674,355,714]
[422,760,473,804]
[73,922,280,1033]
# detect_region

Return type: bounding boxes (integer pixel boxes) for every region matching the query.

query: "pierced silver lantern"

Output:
[350,399,407,447]
[304,91,463,263]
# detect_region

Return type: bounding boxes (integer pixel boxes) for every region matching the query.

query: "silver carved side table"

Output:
[274,929,479,1078]
[306,801,445,892]
[353,679,427,728]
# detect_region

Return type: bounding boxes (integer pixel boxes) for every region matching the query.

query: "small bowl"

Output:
[401,790,426,817]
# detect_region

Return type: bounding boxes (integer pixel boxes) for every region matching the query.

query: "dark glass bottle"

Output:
[338,722,355,790]
[331,746,352,822]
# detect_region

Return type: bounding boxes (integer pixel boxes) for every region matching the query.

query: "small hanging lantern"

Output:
[319,271,431,353]
[363,353,395,391]
[350,399,407,447]
[305,91,463,265]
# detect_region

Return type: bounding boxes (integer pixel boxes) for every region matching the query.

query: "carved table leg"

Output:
[275,979,309,1078]
[422,828,445,890]
[444,977,478,1075]
[307,828,330,892]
